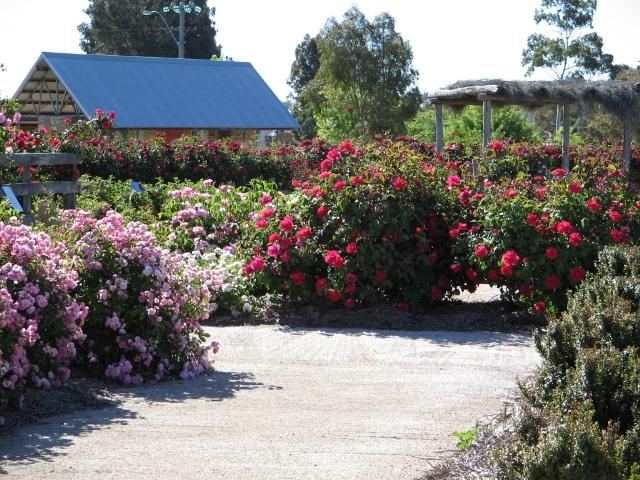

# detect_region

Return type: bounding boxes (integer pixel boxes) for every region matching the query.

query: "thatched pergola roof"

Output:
[427,79,640,122]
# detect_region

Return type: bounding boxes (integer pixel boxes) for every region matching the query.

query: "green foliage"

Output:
[291,7,421,141]
[288,34,320,95]
[452,424,479,450]
[405,106,538,146]
[494,245,640,479]
[78,0,221,59]
[522,0,614,79]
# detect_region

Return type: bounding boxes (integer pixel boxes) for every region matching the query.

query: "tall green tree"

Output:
[522,0,613,80]
[287,34,321,138]
[289,7,421,141]
[315,7,421,140]
[78,0,221,59]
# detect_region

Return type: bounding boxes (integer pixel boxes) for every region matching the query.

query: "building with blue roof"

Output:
[13,52,299,141]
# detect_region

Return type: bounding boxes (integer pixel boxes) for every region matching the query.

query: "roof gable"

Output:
[16,52,300,130]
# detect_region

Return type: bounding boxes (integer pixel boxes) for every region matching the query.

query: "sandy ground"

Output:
[0,312,539,479]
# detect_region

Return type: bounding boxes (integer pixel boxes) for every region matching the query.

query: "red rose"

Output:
[487,270,500,282]
[315,278,328,294]
[449,263,462,274]
[260,207,276,218]
[333,180,346,190]
[344,298,356,309]
[609,209,622,222]
[447,175,461,187]
[317,206,329,218]
[280,215,295,232]
[520,284,536,297]
[344,284,357,295]
[324,250,345,269]
[346,273,359,284]
[290,272,305,286]
[431,287,442,301]
[568,182,582,193]
[320,159,332,171]
[527,213,540,227]
[250,257,266,273]
[350,175,364,187]
[345,242,358,255]
[555,221,574,235]
[611,228,626,243]
[268,233,281,244]
[500,265,514,277]
[587,198,601,212]
[501,250,521,268]
[569,267,587,283]
[474,245,489,259]
[374,270,386,282]
[545,247,559,260]
[296,226,313,241]
[568,232,582,246]
[544,275,561,290]
[327,289,342,302]
[392,177,408,190]
[534,301,545,312]
[466,268,478,282]
[255,218,268,229]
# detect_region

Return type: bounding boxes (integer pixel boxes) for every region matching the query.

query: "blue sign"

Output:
[131,181,145,193]
[2,186,24,213]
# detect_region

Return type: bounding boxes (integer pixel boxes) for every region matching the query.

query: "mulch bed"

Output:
[206,299,544,333]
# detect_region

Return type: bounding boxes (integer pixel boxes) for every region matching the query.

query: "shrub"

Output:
[457,161,640,312]
[494,245,640,479]
[0,221,87,425]
[54,211,218,383]
[238,140,478,310]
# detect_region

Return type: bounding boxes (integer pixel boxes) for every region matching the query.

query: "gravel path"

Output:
[0,324,538,480]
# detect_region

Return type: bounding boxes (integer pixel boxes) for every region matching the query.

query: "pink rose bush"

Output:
[54,211,219,383]
[0,221,87,424]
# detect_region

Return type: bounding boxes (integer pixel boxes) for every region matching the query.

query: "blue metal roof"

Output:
[29,52,299,130]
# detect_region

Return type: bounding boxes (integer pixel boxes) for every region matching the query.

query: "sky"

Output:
[0,0,639,100]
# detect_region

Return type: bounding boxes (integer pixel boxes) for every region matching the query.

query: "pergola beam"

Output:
[623,119,633,172]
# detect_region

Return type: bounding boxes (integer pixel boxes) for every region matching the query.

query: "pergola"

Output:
[426,80,640,171]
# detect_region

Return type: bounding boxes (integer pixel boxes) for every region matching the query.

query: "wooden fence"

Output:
[0,152,82,225]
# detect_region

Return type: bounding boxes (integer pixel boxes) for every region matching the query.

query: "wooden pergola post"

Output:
[434,102,444,153]
[623,118,633,173]
[562,104,571,170]
[482,98,492,147]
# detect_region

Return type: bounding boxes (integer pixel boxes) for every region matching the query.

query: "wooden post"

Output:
[482,99,492,147]
[21,166,33,225]
[434,102,444,153]
[562,104,570,170]
[623,119,633,173]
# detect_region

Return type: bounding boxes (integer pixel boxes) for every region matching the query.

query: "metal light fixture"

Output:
[142,1,202,59]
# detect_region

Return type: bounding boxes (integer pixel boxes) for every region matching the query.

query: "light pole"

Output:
[142,1,202,58]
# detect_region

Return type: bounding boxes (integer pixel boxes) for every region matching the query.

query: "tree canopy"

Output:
[288,7,421,141]
[522,0,613,79]
[78,0,221,59]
